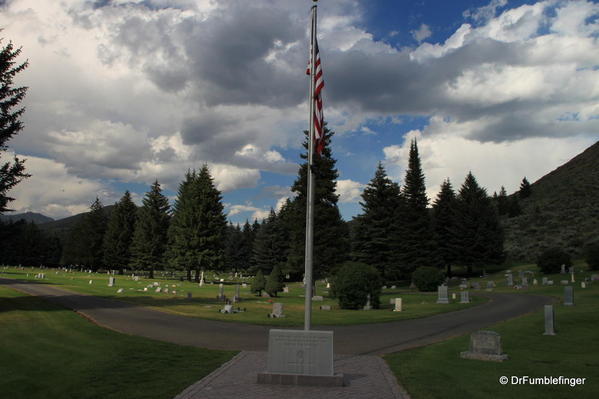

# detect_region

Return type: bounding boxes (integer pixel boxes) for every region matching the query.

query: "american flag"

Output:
[307,37,325,155]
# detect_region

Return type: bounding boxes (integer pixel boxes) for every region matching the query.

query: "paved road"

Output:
[0,278,551,355]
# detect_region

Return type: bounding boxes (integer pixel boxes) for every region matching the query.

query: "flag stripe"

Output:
[312,38,324,155]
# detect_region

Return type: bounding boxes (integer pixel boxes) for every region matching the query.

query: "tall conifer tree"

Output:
[285,126,349,279]
[519,177,532,198]
[352,162,403,280]
[103,191,137,274]
[400,139,436,273]
[0,38,30,213]
[130,181,170,278]
[432,179,458,276]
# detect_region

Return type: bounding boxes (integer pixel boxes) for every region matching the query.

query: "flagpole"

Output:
[304,0,318,331]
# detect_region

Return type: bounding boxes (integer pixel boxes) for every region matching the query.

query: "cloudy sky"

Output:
[1,0,598,222]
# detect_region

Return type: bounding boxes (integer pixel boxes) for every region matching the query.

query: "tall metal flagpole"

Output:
[304,0,318,331]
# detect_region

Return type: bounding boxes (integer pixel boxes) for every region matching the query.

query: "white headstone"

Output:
[117,288,124,293]
[393,298,402,312]
[108,277,115,287]
[312,295,324,301]
[437,285,449,304]
[89,280,93,284]
[283,286,289,293]
[155,287,161,293]
[270,303,285,318]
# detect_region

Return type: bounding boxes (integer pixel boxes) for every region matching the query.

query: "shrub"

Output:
[251,270,266,295]
[332,262,382,310]
[265,264,284,297]
[411,266,445,292]
[537,247,572,274]
[585,242,599,271]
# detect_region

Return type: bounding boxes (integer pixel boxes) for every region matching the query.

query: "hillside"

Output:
[502,140,599,261]
[38,205,116,240]
[0,212,54,224]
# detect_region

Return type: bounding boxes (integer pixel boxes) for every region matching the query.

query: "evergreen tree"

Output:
[519,177,532,199]
[496,186,509,215]
[507,195,522,217]
[0,37,30,213]
[224,222,243,271]
[399,139,436,274]
[237,220,254,272]
[103,191,137,274]
[130,181,170,278]
[352,162,402,280]
[265,263,284,297]
[251,269,266,296]
[452,172,505,273]
[63,198,107,270]
[167,165,227,281]
[285,126,350,279]
[432,179,458,276]
[252,209,289,275]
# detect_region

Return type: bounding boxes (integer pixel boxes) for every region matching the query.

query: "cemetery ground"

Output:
[1,261,598,398]
[0,267,486,326]
[387,259,599,398]
[0,285,235,399]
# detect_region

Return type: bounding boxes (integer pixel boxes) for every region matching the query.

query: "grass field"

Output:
[386,261,599,399]
[0,285,235,399]
[0,266,486,326]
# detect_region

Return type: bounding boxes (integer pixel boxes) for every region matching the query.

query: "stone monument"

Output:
[393,298,402,312]
[437,285,449,304]
[460,330,508,362]
[460,291,470,304]
[564,286,574,306]
[543,305,556,335]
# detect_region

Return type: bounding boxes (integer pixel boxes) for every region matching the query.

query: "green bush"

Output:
[251,270,266,295]
[265,264,284,297]
[537,247,572,274]
[332,262,382,310]
[411,266,445,292]
[585,242,599,271]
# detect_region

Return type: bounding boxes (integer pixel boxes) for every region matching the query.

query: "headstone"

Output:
[261,291,271,298]
[581,282,586,289]
[542,277,548,285]
[506,274,513,287]
[437,285,449,304]
[220,304,233,314]
[382,285,387,290]
[564,286,574,306]
[560,264,566,274]
[257,329,342,386]
[460,330,508,362]
[452,293,457,300]
[164,288,169,293]
[521,277,528,287]
[560,280,569,285]
[234,284,241,302]
[217,283,225,301]
[270,303,285,318]
[391,285,396,289]
[460,291,470,304]
[108,277,115,287]
[312,295,324,301]
[283,286,289,293]
[242,283,248,288]
[571,269,575,283]
[543,305,556,335]
[363,294,372,310]
[533,278,538,286]
[326,282,331,289]
[591,274,599,282]
[486,281,496,289]
[155,287,161,293]
[143,287,148,291]
[547,280,554,286]
[199,270,204,287]
[89,280,93,284]
[319,305,331,311]
[117,288,124,293]
[393,298,402,312]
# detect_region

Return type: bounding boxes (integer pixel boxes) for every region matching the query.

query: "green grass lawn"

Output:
[0,266,486,326]
[386,261,599,399]
[0,285,236,399]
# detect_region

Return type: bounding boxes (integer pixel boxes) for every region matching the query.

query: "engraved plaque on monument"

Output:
[257,329,343,386]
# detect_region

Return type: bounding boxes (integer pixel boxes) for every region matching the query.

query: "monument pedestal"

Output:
[257,329,344,387]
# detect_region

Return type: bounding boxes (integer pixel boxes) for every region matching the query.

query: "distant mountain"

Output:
[0,212,54,224]
[502,140,599,261]
[39,205,116,240]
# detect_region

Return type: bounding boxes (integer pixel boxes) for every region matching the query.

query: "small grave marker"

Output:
[393,298,402,312]
[437,285,449,304]
[460,291,470,304]
[460,330,508,362]
[564,286,574,306]
[543,305,556,335]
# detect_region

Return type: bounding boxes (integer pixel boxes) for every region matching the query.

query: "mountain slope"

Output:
[38,205,116,240]
[0,212,54,224]
[502,140,599,260]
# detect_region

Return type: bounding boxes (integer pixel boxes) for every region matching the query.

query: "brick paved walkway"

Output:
[174,351,409,399]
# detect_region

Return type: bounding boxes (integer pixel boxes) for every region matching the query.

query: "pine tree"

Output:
[352,162,403,280]
[432,179,458,276]
[496,186,509,215]
[167,166,227,281]
[252,209,288,275]
[399,139,436,274]
[130,181,170,278]
[507,195,522,217]
[0,38,30,213]
[285,126,350,279]
[237,220,254,271]
[519,177,532,199]
[265,263,284,297]
[224,222,243,271]
[251,269,266,296]
[452,172,505,273]
[63,198,107,270]
[103,191,137,274]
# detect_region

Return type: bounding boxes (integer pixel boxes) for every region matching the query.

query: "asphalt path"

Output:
[0,277,552,355]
